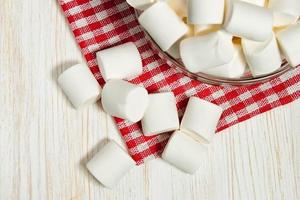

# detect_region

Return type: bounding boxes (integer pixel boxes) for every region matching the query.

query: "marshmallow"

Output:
[193,24,221,36]
[202,45,247,78]
[141,92,179,136]
[277,23,300,67]
[273,12,299,27]
[101,80,149,123]
[163,0,188,18]
[242,34,282,76]
[162,130,207,174]
[96,42,143,81]
[188,0,225,25]
[180,31,235,73]
[126,0,155,10]
[138,2,188,51]
[224,1,273,41]
[240,0,265,7]
[166,40,181,59]
[180,97,223,143]
[269,0,300,16]
[86,141,136,188]
[58,64,101,109]
[166,24,194,59]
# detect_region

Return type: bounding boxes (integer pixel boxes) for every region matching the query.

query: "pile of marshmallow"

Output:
[127,0,300,78]
[57,42,223,188]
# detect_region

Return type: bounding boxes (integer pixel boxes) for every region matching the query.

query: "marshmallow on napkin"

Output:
[141,92,179,136]
[242,34,282,76]
[162,130,207,174]
[86,141,136,188]
[58,64,101,109]
[101,80,149,123]
[180,31,235,73]
[96,42,143,81]
[224,1,273,41]
[126,0,155,10]
[277,23,300,67]
[201,45,247,78]
[138,2,188,51]
[188,0,225,25]
[180,97,223,143]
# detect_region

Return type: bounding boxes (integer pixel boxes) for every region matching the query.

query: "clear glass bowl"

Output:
[136,11,293,86]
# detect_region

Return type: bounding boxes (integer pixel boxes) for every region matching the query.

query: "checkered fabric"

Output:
[59,0,300,164]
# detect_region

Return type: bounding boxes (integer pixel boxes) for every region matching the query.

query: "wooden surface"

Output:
[0,0,300,199]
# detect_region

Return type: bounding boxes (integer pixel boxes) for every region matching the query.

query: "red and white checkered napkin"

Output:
[59,0,300,164]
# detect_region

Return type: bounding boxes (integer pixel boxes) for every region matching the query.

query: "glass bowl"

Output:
[135,11,293,86]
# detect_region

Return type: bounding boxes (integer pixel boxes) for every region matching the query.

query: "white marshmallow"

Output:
[224,1,273,41]
[162,130,207,174]
[240,0,265,7]
[193,25,221,36]
[138,2,188,51]
[86,141,136,188]
[242,34,282,76]
[141,92,179,136]
[269,0,300,16]
[188,0,225,25]
[163,0,188,18]
[96,42,143,81]
[166,40,181,59]
[277,23,300,67]
[180,97,223,143]
[126,0,155,10]
[166,24,194,59]
[202,45,247,78]
[273,12,298,27]
[101,80,149,123]
[180,31,235,73]
[58,64,101,109]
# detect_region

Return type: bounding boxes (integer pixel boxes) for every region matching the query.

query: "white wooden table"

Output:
[1,0,300,199]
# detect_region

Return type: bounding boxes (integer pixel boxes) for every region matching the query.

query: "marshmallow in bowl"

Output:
[161,130,207,174]
[86,140,136,188]
[163,0,188,18]
[58,64,102,109]
[126,0,155,10]
[180,97,223,143]
[141,92,179,136]
[180,31,235,73]
[138,2,188,51]
[240,0,265,7]
[273,12,298,27]
[96,42,143,81]
[277,23,300,67]
[193,25,221,36]
[268,0,300,16]
[166,23,194,59]
[101,80,149,123]
[188,0,225,25]
[242,34,282,76]
[268,0,300,27]
[224,1,273,42]
[201,45,247,78]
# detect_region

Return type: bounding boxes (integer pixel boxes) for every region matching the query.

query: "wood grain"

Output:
[0,0,299,199]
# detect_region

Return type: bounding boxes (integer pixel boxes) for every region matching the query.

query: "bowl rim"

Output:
[135,10,293,86]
